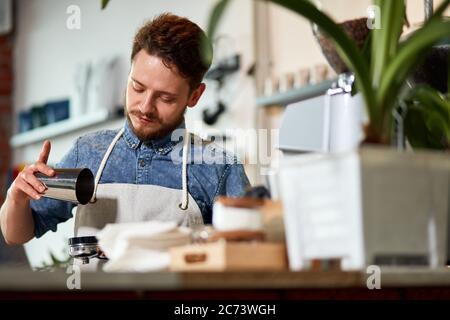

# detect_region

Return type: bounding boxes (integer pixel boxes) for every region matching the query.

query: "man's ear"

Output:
[187,83,206,108]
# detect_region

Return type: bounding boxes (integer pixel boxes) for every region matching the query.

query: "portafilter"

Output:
[68,236,107,264]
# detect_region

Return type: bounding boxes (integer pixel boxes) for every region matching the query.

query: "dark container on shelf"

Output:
[18,110,33,133]
[30,105,47,129]
[44,99,70,124]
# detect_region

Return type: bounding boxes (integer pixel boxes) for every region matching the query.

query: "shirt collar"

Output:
[123,120,140,149]
[123,119,186,155]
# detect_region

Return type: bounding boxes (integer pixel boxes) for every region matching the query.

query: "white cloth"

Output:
[95,221,191,272]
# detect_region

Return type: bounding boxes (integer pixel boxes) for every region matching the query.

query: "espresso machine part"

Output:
[68,236,106,264]
[35,168,94,205]
[278,73,365,154]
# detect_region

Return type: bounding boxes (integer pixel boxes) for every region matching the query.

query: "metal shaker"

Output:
[35,168,95,205]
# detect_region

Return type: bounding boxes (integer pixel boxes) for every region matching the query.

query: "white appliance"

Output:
[278,74,366,154]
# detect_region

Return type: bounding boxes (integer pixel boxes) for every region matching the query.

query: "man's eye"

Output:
[160,97,175,104]
[132,82,144,93]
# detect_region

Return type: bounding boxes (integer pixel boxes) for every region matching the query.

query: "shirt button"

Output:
[139,159,146,167]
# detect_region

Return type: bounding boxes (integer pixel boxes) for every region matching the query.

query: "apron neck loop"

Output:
[179,130,190,210]
[90,127,125,203]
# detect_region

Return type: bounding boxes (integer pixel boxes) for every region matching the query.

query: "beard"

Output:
[125,106,186,142]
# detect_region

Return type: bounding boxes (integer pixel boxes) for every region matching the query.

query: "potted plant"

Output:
[208,0,450,145]
[404,84,450,150]
[208,0,450,269]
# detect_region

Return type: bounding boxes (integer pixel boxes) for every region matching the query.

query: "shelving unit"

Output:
[10,80,336,148]
[256,79,335,107]
[10,110,121,148]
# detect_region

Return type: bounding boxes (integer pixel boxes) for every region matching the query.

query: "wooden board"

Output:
[170,241,288,272]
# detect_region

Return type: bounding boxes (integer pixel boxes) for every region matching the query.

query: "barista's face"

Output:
[126,50,205,141]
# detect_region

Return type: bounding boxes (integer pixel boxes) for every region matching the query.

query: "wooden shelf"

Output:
[256,79,335,107]
[10,110,121,148]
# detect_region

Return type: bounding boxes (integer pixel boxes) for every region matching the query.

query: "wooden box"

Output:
[169,241,287,272]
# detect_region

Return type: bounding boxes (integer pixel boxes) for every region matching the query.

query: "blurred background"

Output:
[0,0,448,268]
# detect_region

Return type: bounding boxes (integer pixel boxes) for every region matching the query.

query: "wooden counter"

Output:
[0,267,450,299]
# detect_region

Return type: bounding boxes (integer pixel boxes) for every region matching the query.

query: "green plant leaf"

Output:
[411,86,449,119]
[101,0,110,10]
[406,106,448,150]
[371,0,405,88]
[207,0,231,41]
[448,43,450,94]
[361,31,372,66]
[378,19,450,134]
[405,85,450,149]
[388,1,406,56]
[425,109,449,149]
[405,105,431,148]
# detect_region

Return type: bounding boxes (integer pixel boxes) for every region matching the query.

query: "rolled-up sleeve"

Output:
[31,138,79,238]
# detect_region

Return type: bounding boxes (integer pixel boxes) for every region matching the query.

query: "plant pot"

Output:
[360,147,449,268]
[313,17,370,74]
[279,146,450,271]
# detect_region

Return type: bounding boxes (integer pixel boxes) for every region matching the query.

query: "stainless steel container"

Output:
[36,168,94,205]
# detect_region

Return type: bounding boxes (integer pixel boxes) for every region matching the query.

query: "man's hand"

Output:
[0,140,54,244]
[9,140,56,202]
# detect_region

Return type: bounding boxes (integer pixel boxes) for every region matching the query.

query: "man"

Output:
[1,13,250,244]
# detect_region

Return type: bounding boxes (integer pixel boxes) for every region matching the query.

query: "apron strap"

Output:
[90,127,125,203]
[90,126,190,210]
[179,130,190,210]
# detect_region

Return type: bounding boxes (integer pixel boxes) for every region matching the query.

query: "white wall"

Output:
[267,0,372,78]
[13,0,256,169]
[14,0,254,111]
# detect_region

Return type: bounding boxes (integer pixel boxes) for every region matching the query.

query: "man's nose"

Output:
[139,92,156,114]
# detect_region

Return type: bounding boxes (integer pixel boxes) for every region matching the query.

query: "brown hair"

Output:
[131,13,213,90]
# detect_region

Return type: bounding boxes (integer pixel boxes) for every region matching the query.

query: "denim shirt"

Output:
[31,120,250,238]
